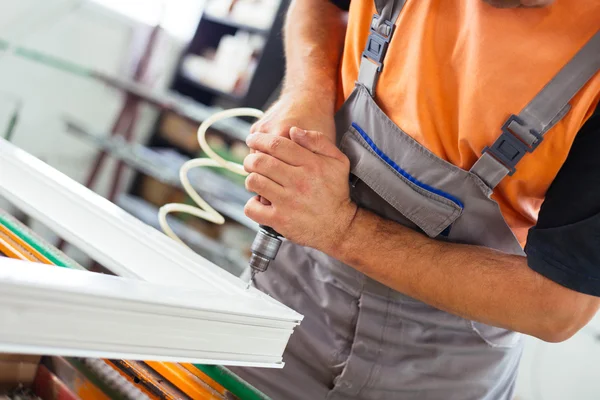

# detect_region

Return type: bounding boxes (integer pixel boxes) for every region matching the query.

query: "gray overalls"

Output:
[231,1,600,398]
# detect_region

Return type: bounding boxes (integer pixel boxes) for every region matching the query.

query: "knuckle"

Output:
[254,155,263,170]
[245,154,261,171]
[268,137,282,152]
[251,173,262,187]
[251,153,273,172]
[243,155,254,171]
[245,173,259,191]
[250,120,267,134]
[255,154,268,169]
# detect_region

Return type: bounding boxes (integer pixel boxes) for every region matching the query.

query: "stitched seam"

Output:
[355,86,497,196]
[345,128,462,235]
[357,86,463,174]
[328,280,368,399]
[349,124,464,209]
[347,127,463,230]
[350,144,457,235]
[357,288,394,397]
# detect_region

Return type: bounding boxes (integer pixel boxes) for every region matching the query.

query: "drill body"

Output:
[247,225,282,286]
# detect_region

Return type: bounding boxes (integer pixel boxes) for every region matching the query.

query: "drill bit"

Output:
[246,269,257,289]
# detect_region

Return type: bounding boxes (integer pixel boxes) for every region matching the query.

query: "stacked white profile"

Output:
[0,258,298,367]
[0,137,303,367]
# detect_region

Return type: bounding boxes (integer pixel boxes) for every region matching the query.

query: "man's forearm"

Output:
[282,0,347,110]
[329,208,600,342]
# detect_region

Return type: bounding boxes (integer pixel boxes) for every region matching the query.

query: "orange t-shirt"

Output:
[338,0,600,246]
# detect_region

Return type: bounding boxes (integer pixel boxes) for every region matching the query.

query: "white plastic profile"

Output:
[0,258,295,366]
[0,138,302,367]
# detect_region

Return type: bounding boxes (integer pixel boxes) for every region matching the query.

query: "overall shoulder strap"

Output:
[471,30,600,189]
[374,0,406,24]
[357,0,408,96]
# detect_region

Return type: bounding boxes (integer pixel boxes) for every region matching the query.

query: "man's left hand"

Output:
[243,127,357,253]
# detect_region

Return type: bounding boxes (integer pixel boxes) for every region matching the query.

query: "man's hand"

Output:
[243,127,357,252]
[247,0,347,205]
[248,91,336,206]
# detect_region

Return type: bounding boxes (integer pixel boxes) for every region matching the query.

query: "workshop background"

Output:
[0,1,598,399]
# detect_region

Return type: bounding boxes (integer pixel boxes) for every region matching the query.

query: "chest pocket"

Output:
[340,124,463,238]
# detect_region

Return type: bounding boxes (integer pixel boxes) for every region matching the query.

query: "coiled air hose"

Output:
[158,108,264,248]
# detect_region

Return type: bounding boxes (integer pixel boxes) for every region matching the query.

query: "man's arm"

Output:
[242,128,600,344]
[249,0,347,142]
[332,208,600,343]
[282,0,346,109]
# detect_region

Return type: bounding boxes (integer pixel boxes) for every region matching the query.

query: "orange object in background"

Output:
[146,362,224,399]
[180,364,227,397]
[0,223,52,264]
[105,360,170,400]
[106,359,232,400]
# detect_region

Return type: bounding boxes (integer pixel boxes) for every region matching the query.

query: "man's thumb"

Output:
[290,127,340,159]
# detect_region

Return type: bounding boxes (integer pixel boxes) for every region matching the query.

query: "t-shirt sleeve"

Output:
[329,0,350,11]
[525,104,600,297]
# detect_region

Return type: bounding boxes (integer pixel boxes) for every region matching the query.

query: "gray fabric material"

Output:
[357,59,380,96]
[374,0,406,26]
[357,0,407,95]
[338,86,524,256]
[471,152,512,189]
[341,127,463,237]
[517,30,600,145]
[471,30,600,188]
[231,242,355,400]
[231,84,524,400]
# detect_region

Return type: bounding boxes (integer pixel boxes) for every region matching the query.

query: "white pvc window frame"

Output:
[0,138,302,367]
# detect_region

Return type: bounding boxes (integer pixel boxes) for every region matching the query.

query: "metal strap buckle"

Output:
[482,115,543,176]
[361,15,395,71]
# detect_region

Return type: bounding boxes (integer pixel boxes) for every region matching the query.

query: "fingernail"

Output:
[292,127,306,136]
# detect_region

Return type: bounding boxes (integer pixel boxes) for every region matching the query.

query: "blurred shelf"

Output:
[95,73,252,142]
[64,117,257,232]
[202,13,271,35]
[177,73,245,103]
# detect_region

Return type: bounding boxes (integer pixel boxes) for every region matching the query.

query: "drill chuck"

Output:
[249,226,282,274]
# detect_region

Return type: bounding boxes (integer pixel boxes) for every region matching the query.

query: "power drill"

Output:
[247,225,282,288]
